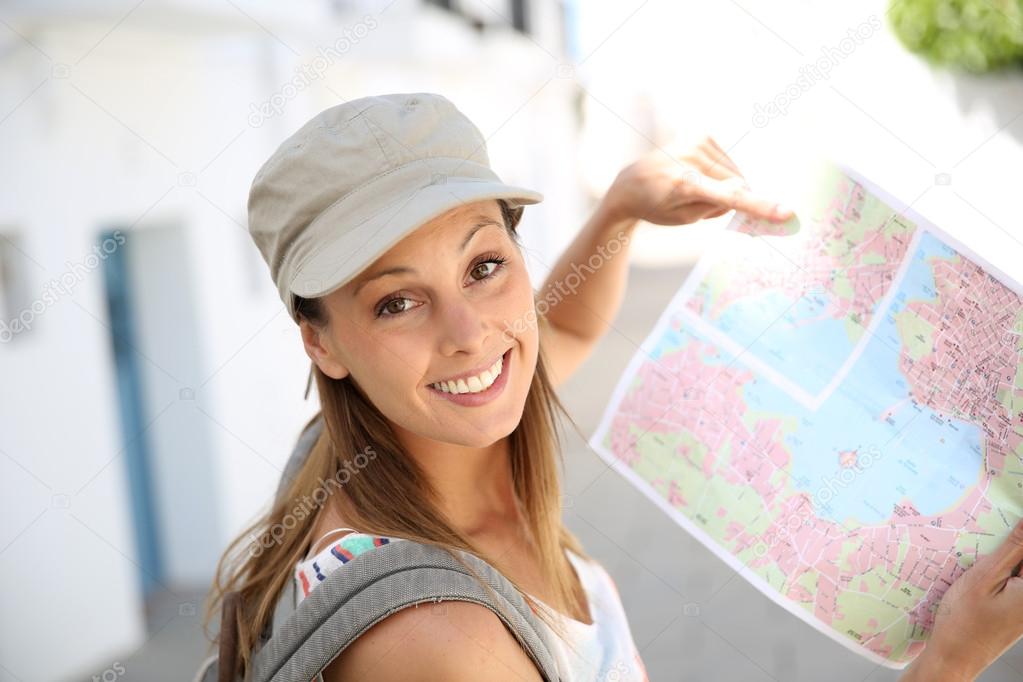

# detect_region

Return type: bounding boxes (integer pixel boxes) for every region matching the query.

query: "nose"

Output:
[435,293,489,358]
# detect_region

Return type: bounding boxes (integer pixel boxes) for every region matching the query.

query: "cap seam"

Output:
[359,115,395,167]
[299,100,380,146]
[345,99,383,122]
[263,102,386,184]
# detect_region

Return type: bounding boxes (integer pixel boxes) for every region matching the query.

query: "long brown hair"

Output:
[201,200,591,677]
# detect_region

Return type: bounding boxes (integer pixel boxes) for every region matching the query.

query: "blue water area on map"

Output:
[887,231,958,318]
[711,290,854,396]
[674,232,984,526]
[650,324,685,360]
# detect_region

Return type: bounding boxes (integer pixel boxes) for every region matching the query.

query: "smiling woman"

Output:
[201,92,653,682]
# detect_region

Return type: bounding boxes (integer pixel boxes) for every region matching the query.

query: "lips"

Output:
[426,348,512,407]
[428,352,504,395]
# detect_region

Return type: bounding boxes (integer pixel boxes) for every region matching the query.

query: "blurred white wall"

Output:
[0,1,583,679]
[572,0,1023,280]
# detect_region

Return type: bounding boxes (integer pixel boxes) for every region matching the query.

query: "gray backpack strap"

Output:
[247,539,563,682]
[190,416,562,681]
[270,574,298,640]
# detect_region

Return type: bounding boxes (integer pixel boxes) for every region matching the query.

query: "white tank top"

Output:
[294,528,650,681]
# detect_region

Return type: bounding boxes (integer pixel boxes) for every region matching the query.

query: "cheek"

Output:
[334,326,425,395]
[365,339,427,386]
[498,264,537,322]
[491,293,535,353]
[500,275,540,361]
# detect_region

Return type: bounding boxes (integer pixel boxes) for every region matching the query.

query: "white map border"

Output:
[588,162,1023,670]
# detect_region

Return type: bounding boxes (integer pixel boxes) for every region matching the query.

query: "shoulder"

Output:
[320,599,544,682]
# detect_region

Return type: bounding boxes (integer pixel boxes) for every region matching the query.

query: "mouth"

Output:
[426,348,512,405]
[428,348,508,394]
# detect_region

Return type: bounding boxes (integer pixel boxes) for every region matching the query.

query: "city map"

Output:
[589,163,1023,667]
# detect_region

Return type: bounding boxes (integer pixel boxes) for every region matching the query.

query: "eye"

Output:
[469,253,508,282]
[373,253,509,319]
[375,293,417,318]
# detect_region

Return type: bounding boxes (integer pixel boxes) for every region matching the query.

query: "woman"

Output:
[205,93,1023,681]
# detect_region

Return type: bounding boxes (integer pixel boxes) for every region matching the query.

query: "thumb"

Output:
[984,517,1023,588]
[1002,575,1023,596]
[697,176,793,223]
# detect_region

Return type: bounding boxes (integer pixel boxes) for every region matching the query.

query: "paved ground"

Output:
[81,264,1023,681]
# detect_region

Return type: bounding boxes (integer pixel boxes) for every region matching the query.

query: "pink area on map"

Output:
[839,449,859,469]
[897,254,1023,475]
[668,480,687,509]
[601,210,1023,664]
[686,177,915,337]
[734,211,801,237]
[602,325,1020,663]
[607,336,755,473]
[786,582,813,603]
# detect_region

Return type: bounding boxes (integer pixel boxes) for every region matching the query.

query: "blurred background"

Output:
[1,0,1021,680]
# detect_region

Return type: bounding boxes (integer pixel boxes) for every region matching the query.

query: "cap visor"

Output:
[290,179,542,300]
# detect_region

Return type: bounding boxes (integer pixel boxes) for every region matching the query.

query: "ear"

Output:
[299,319,350,380]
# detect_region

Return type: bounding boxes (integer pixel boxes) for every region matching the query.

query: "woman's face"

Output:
[305,199,538,448]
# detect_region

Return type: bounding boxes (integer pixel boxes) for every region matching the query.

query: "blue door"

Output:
[99,228,165,597]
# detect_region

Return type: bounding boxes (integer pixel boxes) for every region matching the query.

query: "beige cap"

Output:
[247,92,544,324]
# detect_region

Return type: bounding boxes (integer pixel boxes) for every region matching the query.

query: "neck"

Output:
[393,426,520,537]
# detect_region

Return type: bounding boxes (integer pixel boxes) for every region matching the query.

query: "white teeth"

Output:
[430,354,504,395]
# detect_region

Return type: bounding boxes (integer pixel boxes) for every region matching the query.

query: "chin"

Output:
[449,403,527,447]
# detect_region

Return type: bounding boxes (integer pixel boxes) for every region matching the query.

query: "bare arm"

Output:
[537,197,638,389]
[321,600,543,682]
[538,136,792,389]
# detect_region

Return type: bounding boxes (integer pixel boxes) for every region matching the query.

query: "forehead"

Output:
[373,199,504,258]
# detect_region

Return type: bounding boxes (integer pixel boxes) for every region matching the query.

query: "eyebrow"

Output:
[351,217,503,297]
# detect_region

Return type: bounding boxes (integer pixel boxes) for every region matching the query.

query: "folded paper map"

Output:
[589,162,1023,668]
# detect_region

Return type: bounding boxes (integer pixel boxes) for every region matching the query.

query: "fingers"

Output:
[662,136,791,222]
[668,135,741,181]
[988,517,1023,585]
[702,137,742,177]
[696,176,793,223]
[684,201,731,221]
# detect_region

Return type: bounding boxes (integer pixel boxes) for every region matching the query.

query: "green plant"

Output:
[888,0,1023,72]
